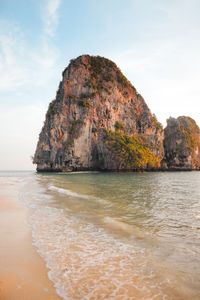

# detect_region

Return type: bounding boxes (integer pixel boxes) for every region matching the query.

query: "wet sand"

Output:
[0,179,61,300]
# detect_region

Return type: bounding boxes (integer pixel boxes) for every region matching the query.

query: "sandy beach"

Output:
[0,177,61,300]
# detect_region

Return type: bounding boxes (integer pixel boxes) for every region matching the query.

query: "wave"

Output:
[48,185,111,206]
[48,185,92,199]
[103,216,134,234]
[103,217,152,242]
[28,207,149,300]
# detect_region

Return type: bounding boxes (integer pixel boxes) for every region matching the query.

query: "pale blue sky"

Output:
[0,0,200,170]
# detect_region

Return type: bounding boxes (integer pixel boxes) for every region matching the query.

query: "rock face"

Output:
[163,116,200,170]
[33,55,164,171]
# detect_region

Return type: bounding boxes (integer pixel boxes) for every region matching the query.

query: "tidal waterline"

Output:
[5,171,200,299]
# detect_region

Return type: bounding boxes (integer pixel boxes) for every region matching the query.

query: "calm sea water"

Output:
[1,171,200,299]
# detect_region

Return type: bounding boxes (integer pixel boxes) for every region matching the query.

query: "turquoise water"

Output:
[1,171,200,299]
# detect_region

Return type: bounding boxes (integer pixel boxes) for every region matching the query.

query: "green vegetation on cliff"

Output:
[71,55,135,95]
[114,121,124,131]
[179,116,200,151]
[34,54,166,172]
[103,129,160,170]
[151,114,163,130]
[179,116,200,166]
[46,99,58,118]
[64,120,83,150]
[164,116,200,170]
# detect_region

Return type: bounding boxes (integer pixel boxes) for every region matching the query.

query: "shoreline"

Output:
[36,168,199,174]
[0,177,61,300]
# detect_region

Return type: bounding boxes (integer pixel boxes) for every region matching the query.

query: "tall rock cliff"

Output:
[163,116,200,170]
[33,55,164,171]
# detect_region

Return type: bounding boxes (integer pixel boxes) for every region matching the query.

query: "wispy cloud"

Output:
[112,36,200,126]
[0,23,29,90]
[0,0,62,92]
[109,1,200,127]
[43,0,61,36]
[0,1,63,169]
[0,27,58,91]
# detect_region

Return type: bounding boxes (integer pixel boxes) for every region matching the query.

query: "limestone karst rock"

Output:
[163,116,200,170]
[33,55,165,171]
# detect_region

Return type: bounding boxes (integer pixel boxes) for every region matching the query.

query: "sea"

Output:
[1,170,200,300]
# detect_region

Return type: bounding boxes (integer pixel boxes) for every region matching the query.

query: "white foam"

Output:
[20,176,183,300]
[28,204,171,300]
[25,200,161,297]
[29,208,140,299]
[18,177,55,209]
[48,185,90,199]
[48,184,111,207]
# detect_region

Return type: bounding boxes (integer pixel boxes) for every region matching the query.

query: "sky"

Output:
[0,0,200,170]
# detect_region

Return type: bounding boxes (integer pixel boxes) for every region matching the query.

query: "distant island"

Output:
[33,55,200,172]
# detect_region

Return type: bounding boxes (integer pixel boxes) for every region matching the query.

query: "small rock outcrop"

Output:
[163,116,200,170]
[33,55,164,171]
